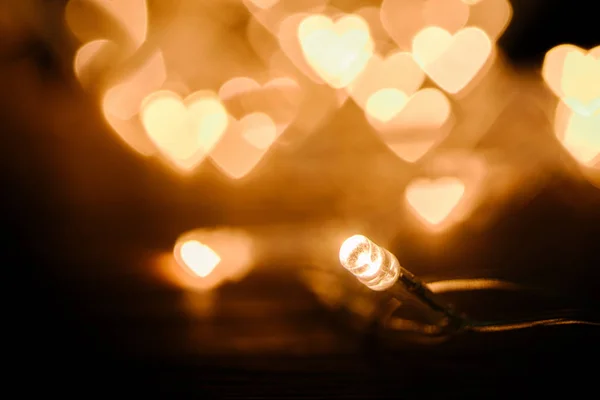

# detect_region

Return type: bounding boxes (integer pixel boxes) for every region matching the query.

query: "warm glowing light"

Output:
[369,88,453,163]
[380,0,469,50]
[65,0,148,49]
[209,113,278,179]
[467,0,512,40]
[412,26,492,94]
[348,51,425,111]
[405,177,466,227]
[103,50,167,121]
[165,229,255,291]
[339,235,400,291]
[562,50,600,116]
[543,44,600,115]
[297,14,374,89]
[554,101,600,166]
[73,39,116,85]
[248,0,280,10]
[179,240,221,278]
[218,76,303,137]
[365,89,408,123]
[140,90,229,171]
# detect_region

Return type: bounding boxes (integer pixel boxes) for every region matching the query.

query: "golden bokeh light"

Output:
[297,14,374,89]
[412,26,492,95]
[365,88,408,123]
[554,101,600,167]
[406,177,466,227]
[543,44,600,111]
[160,229,255,292]
[140,90,229,172]
[179,240,222,278]
[404,152,488,231]
[209,112,279,179]
[467,0,512,40]
[380,0,469,50]
[218,76,303,136]
[348,51,425,110]
[370,88,453,163]
[65,0,148,49]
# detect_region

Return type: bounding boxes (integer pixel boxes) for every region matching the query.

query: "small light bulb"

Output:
[339,235,401,291]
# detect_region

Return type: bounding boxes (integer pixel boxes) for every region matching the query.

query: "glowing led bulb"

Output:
[339,235,401,291]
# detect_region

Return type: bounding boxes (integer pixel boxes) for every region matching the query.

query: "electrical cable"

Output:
[337,234,600,341]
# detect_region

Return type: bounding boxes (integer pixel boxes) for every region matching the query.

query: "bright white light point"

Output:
[179,240,221,278]
[339,234,400,291]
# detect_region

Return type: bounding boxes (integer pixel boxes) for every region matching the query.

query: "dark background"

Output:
[4,0,600,397]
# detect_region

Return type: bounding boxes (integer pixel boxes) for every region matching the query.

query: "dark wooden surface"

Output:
[4,0,600,397]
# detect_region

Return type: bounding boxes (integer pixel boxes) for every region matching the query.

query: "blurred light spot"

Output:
[348,51,425,110]
[209,113,278,179]
[369,88,453,163]
[103,50,167,121]
[406,177,466,227]
[554,101,600,167]
[248,0,280,10]
[380,0,469,50]
[218,76,303,137]
[543,45,600,109]
[73,39,117,86]
[467,0,512,40]
[179,240,221,278]
[297,14,374,89]
[365,88,408,123]
[161,229,254,291]
[66,0,148,49]
[140,90,229,172]
[412,26,492,94]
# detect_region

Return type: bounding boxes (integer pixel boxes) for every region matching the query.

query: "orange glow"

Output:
[140,90,229,172]
[73,39,117,86]
[162,229,254,291]
[66,0,148,49]
[406,177,466,227]
[554,101,600,167]
[365,89,409,123]
[467,0,513,40]
[103,50,167,121]
[369,88,453,163]
[380,0,469,50]
[244,0,328,34]
[209,113,278,179]
[543,44,600,114]
[297,14,374,89]
[218,76,303,137]
[412,26,492,94]
[247,0,280,10]
[348,51,425,110]
[179,240,221,278]
[404,152,488,231]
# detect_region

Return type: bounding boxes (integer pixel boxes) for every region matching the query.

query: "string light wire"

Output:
[338,234,600,340]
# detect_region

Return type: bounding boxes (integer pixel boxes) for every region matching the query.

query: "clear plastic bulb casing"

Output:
[339,235,401,291]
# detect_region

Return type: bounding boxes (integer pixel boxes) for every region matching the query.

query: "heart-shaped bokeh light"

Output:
[380,0,469,50]
[140,90,229,172]
[406,177,466,227]
[543,45,600,116]
[297,13,374,89]
[369,88,453,163]
[209,113,279,179]
[554,100,600,167]
[404,152,488,231]
[218,76,303,137]
[412,26,492,95]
